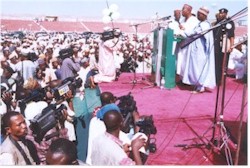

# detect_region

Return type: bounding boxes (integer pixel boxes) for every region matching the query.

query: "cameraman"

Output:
[24,79,75,164]
[91,110,145,165]
[93,28,122,83]
[45,79,76,142]
[0,64,18,113]
[86,91,141,165]
[59,48,81,81]
[21,78,48,125]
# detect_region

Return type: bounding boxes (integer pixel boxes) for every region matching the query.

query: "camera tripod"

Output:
[122,23,155,89]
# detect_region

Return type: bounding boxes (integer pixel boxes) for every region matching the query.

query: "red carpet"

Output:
[99,73,248,165]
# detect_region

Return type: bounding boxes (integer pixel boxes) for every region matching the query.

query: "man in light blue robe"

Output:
[181,7,216,92]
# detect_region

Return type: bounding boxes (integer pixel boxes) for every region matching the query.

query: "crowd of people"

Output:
[0,3,247,165]
[0,24,153,165]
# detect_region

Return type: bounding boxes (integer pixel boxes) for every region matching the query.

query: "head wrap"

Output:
[96,103,121,120]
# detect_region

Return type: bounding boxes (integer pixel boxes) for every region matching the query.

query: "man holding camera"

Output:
[93,28,122,83]
[59,48,81,81]
[91,110,145,165]
[86,91,143,165]
[17,79,74,164]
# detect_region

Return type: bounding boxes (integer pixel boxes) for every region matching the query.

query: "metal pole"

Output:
[234,82,247,165]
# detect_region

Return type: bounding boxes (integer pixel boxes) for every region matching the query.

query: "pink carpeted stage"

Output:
[99,72,248,165]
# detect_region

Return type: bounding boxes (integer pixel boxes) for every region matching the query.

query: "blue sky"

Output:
[1,0,248,20]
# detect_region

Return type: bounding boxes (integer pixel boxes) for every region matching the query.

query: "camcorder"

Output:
[116,92,137,133]
[136,115,157,153]
[30,103,67,143]
[116,92,157,153]
[136,115,157,135]
[101,28,121,41]
[19,88,47,116]
[121,57,138,72]
[52,76,82,101]
[58,48,73,60]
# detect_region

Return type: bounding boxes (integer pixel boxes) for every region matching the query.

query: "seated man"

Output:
[91,110,146,165]
[228,39,247,79]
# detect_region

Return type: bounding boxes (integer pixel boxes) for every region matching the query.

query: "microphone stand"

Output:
[179,7,247,49]
[174,7,247,165]
[122,22,155,89]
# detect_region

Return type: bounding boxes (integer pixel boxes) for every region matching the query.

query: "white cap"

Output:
[20,48,30,56]
[9,51,18,59]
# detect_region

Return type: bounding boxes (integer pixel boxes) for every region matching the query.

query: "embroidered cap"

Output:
[198,6,209,16]
[183,4,192,11]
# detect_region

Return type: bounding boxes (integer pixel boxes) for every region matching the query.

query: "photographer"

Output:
[1,64,18,113]
[91,110,145,165]
[86,91,141,165]
[58,48,81,80]
[24,79,76,164]
[44,79,77,142]
[93,28,122,83]
[1,84,18,114]
[20,78,48,125]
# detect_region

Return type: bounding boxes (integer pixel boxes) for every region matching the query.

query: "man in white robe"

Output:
[176,4,199,77]
[228,39,247,79]
[94,31,122,83]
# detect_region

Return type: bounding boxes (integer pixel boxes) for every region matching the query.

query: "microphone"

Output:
[160,15,171,21]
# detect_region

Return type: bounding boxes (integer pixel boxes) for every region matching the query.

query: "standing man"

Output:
[176,4,199,83]
[0,112,39,165]
[59,48,81,80]
[14,49,37,83]
[169,9,182,35]
[213,8,235,85]
[181,7,216,93]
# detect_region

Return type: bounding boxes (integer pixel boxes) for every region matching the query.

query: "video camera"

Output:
[116,92,157,153]
[19,88,47,116]
[116,92,137,133]
[30,103,67,143]
[136,115,157,135]
[58,48,73,60]
[52,76,82,101]
[136,115,157,153]
[18,88,46,104]
[101,28,121,41]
